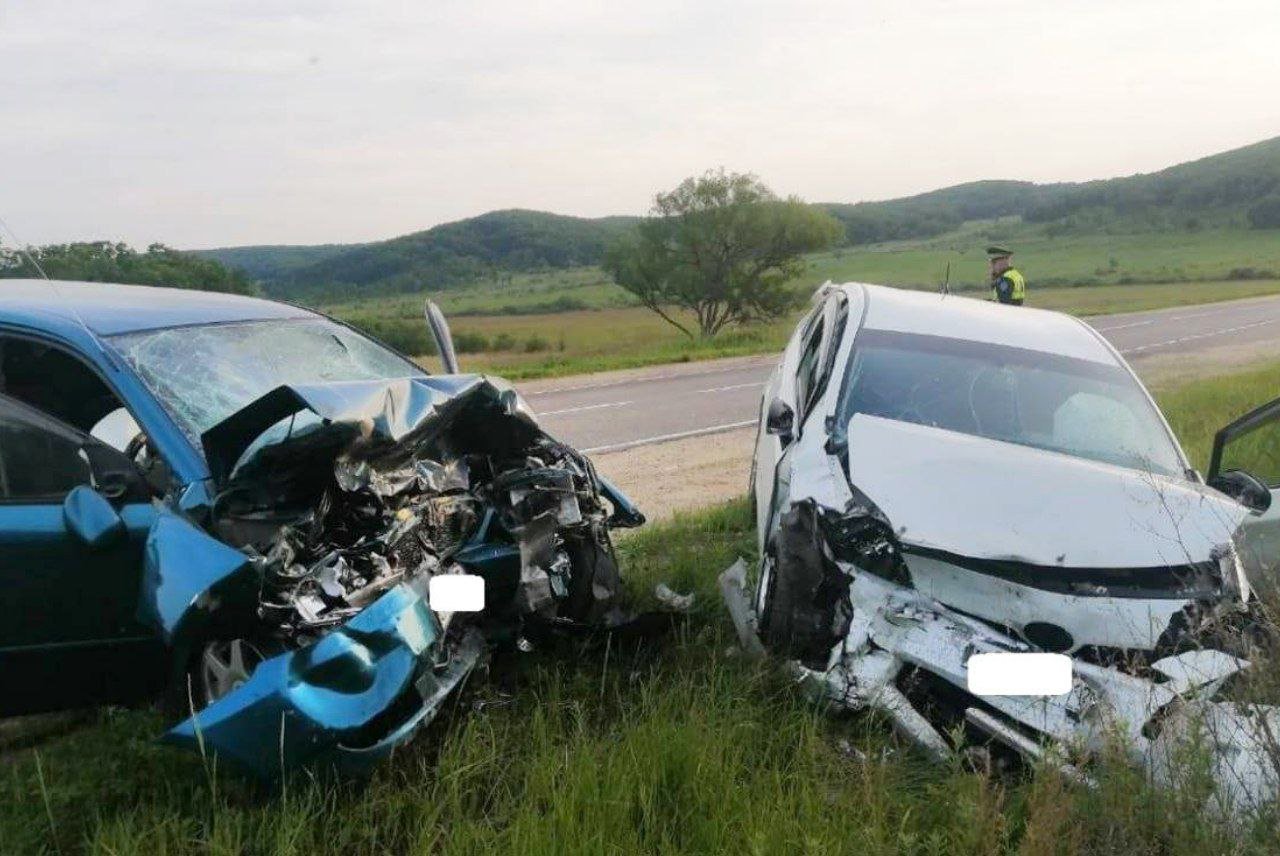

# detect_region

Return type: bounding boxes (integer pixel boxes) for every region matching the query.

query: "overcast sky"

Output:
[2,1,1278,249]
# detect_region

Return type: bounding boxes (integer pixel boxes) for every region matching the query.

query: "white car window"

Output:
[90,406,142,453]
[834,329,1185,477]
[1052,392,1156,468]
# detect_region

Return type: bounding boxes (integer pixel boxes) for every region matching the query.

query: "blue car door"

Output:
[0,394,164,715]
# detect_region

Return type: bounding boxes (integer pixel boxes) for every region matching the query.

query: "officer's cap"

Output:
[985,245,1013,259]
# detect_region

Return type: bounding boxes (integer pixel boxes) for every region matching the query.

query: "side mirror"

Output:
[423,299,460,374]
[63,485,126,550]
[766,398,795,444]
[1208,469,1273,514]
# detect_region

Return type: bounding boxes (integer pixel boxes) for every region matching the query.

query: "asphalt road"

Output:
[526,294,1280,453]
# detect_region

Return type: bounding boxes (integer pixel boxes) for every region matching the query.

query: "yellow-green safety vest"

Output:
[994,268,1027,302]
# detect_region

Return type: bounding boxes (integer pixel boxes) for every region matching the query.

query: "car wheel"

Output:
[760,504,841,664]
[167,637,268,719]
[561,532,624,623]
[197,639,266,706]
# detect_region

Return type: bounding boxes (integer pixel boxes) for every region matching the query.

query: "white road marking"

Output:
[539,380,761,419]
[1091,318,1156,332]
[582,419,757,454]
[537,400,633,416]
[1094,302,1280,332]
[1119,318,1280,355]
[522,359,773,396]
[691,381,766,394]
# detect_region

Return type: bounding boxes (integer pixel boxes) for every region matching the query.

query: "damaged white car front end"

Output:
[733,282,1280,817]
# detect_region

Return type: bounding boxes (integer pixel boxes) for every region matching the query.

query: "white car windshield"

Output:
[108,317,426,447]
[834,329,1185,478]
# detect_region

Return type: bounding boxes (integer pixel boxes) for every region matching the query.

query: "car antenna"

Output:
[0,213,121,369]
[0,213,50,280]
[940,261,951,296]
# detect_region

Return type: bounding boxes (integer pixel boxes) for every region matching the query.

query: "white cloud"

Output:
[1,0,1277,247]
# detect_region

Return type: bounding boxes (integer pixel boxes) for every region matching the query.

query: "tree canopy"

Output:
[0,241,256,294]
[604,170,842,339]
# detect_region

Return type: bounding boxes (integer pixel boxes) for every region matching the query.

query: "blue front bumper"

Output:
[164,581,482,778]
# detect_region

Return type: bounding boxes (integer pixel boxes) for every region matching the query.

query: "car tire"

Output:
[561,530,624,624]
[760,503,841,665]
[164,637,269,721]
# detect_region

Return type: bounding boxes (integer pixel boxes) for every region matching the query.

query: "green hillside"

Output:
[198,134,1280,302]
[818,136,1280,244]
[199,210,640,301]
[197,243,357,283]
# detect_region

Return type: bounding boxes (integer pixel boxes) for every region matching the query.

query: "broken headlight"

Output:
[817,504,909,584]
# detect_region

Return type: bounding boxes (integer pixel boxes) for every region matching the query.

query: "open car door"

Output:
[1208,395,1280,589]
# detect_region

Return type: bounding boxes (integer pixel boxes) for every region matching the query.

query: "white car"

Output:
[726,283,1280,811]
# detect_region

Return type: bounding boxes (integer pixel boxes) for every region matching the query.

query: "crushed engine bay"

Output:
[722,491,1280,820]
[205,377,638,638]
[223,434,624,644]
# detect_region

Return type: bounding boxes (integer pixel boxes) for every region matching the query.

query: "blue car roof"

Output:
[0,279,313,336]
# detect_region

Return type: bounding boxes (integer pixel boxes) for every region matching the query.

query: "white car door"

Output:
[1207,396,1280,588]
[754,293,845,552]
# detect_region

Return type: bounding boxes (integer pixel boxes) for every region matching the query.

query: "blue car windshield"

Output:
[834,329,1186,478]
[108,317,426,447]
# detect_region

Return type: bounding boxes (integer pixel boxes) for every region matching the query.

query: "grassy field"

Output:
[317,222,1280,381]
[4,361,1280,854]
[395,278,1280,380]
[804,223,1280,291]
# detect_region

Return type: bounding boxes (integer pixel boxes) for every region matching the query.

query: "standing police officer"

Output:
[987,246,1026,305]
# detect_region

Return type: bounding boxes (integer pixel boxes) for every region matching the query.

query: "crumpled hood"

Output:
[844,414,1247,569]
[200,375,534,484]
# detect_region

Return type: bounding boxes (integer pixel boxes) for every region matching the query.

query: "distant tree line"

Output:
[0,241,256,294]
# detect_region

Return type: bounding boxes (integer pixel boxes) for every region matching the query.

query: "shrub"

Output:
[1226,267,1279,281]
[452,331,489,353]
[1248,196,1280,229]
[492,333,517,351]
[345,317,435,356]
[523,334,550,353]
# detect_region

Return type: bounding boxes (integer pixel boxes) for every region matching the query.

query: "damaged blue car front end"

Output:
[131,374,639,778]
[166,580,482,777]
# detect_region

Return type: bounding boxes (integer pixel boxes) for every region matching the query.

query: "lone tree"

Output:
[604,169,842,339]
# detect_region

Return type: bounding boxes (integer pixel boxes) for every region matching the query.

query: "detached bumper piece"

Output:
[165,582,482,779]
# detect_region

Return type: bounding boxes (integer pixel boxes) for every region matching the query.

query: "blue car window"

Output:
[0,335,123,434]
[0,398,93,502]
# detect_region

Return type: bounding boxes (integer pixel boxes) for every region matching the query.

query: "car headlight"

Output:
[1215,544,1250,604]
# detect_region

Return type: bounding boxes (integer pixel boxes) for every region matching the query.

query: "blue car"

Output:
[0,280,642,777]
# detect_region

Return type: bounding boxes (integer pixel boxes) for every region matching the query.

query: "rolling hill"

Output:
[198,210,639,301]
[196,135,1280,301]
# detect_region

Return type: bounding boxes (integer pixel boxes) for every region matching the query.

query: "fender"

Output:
[137,506,261,647]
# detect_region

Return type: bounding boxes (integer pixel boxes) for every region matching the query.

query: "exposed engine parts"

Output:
[224,432,625,646]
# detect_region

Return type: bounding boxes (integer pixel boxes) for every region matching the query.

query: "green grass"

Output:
[5,361,1280,854]
[1153,357,1280,471]
[315,223,1280,382]
[805,222,1280,290]
[398,278,1280,381]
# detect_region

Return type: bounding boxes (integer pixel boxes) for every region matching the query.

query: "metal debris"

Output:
[654,583,695,612]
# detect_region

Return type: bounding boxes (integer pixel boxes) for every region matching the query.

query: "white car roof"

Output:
[835,283,1118,365]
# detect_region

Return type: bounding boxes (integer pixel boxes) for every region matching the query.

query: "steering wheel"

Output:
[968,367,1019,436]
[898,376,949,427]
[124,430,149,463]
